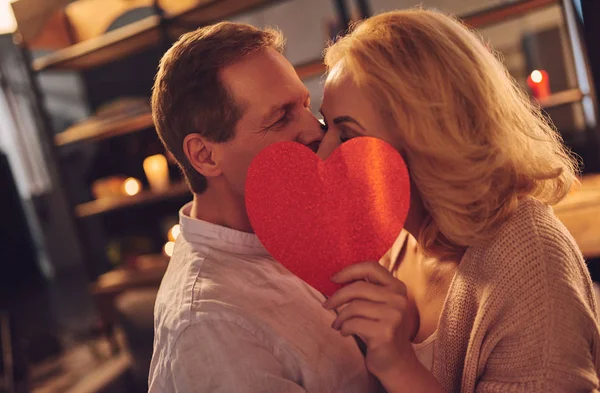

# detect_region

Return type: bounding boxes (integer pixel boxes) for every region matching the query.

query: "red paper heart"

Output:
[245,137,410,296]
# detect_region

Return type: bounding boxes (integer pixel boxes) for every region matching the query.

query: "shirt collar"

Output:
[179,202,269,256]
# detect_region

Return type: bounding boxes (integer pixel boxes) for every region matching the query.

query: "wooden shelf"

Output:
[462,0,558,29]
[554,174,600,259]
[56,108,153,146]
[33,0,284,71]
[537,88,584,109]
[91,254,168,295]
[76,181,190,218]
[296,59,326,80]
[32,1,559,71]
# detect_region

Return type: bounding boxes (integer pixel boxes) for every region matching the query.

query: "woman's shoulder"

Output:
[457,197,596,315]
[465,197,582,277]
[446,197,598,342]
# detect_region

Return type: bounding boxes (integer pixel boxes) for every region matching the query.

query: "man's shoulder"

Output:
[155,238,312,334]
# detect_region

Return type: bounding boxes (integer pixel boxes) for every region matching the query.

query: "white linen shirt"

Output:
[148,202,379,393]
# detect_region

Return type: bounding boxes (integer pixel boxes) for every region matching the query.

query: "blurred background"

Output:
[0,0,599,392]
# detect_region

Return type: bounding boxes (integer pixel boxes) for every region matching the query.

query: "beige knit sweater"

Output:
[431,198,600,392]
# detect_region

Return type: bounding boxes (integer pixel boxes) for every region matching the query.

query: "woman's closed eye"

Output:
[319,118,354,143]
[339,132,353,143]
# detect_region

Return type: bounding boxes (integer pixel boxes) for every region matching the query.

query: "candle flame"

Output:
[123,177,141,196]
[531,70,543,84]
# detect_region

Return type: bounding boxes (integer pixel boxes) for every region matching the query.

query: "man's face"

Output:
[210,47,324,196]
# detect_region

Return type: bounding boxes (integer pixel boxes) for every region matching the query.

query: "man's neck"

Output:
[190,188,254,233]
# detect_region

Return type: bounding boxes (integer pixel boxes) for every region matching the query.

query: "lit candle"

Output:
[123,177,142,196]
[143,154,170,192]
[527,70,551,99]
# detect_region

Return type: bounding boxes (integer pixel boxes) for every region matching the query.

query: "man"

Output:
[148,22,376,392]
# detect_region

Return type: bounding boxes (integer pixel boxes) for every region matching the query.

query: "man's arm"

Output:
[166,319,307,393]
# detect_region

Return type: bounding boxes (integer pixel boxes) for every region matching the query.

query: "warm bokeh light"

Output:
[123,177,141,196]
[143,154,170,191]
[0,0,16,34]
[531,70,543,84]
[163,241,175,257]
[168,224,181,242]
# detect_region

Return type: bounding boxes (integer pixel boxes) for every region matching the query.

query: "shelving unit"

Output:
[537,88,584,109]
[32,0,286,71]
[55,108,153,147]
[295,59,326,80]
[32,1,561,75]
[33,15,163,71]
[75,181,190,218]
[461,0,557,28]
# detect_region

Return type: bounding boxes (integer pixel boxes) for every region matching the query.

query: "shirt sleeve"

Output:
[165,319,307,393]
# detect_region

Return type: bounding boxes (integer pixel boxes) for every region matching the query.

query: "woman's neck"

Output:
[388,233,459,343]
[403,186,427,241]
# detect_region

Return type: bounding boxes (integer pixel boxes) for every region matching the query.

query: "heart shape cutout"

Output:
[245,137,410,296]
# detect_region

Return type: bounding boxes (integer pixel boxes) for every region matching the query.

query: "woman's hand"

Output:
[322,261,418,377]
[323,262,445,393]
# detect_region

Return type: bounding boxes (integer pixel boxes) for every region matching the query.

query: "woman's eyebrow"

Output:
[333,116,366,130]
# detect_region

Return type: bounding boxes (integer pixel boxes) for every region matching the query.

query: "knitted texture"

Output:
[432,198,600,392]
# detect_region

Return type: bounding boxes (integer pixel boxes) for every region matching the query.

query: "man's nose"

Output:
[316,128,341,160]
[297,113,324,153]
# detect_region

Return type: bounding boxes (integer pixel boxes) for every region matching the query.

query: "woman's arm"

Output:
[464,225,600,393]
[376,352,445,393]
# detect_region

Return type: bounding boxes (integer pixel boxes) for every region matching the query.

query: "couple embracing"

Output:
[148,9,600,393]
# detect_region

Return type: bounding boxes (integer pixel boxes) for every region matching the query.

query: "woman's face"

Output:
[318,61,399,159]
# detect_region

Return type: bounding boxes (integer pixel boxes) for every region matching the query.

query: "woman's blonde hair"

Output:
[324,9,579,258]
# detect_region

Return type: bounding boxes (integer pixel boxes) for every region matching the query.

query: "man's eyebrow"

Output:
[261,90,311,124]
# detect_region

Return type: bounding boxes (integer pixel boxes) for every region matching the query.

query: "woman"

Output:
[318,9,600,393]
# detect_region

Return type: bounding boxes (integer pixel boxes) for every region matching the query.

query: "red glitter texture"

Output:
[245,137,410,296]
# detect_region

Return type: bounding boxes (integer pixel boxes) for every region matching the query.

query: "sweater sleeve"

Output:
[475,218,600,393]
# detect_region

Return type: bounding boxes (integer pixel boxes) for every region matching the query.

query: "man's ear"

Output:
[183,133,222,178]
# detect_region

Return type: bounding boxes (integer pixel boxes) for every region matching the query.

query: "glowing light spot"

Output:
[531,70,543,83]
[168,224,181,241]
[123,178,141,196]
[163,241,175,257]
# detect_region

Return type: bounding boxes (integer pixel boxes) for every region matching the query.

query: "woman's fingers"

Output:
[337,317,379,339]
[324,262,407,311]
[332,299,401,330]
[331,261,406,292]
[323,280,389,310]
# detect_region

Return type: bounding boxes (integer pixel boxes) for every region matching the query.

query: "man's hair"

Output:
[151,22,285,193]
